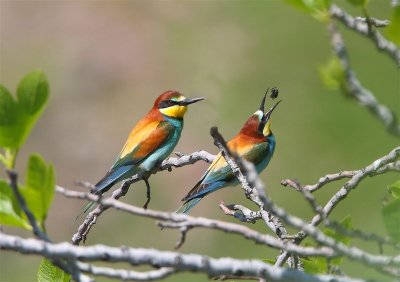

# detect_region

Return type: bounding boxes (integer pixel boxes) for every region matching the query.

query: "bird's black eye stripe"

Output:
[159,99,178,108]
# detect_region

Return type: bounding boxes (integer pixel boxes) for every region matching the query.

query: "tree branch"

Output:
[72,151,215,245]
[207,128,400,276]
[0,232,370,282]
[330,4,400,65]
[327,20,400,136]
[277,147,400,272]
[57,186,336,258]
[77,262,176,281]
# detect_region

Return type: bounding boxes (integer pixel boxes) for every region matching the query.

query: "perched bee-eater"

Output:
[84,91,204,213]
[176,94,280,214]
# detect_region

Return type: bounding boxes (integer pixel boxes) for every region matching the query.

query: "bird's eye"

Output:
[167,100,175,106]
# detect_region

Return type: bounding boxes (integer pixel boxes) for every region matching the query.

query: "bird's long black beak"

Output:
[264,100,281,121]
[258,100,281,133]
[259,90,268,112]
[179,97,205,105]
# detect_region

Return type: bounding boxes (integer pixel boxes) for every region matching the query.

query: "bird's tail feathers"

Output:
[83,200,98,214]
[175,197,202,214]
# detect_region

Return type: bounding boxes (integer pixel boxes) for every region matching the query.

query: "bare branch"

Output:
[327,20,400,136]
[307,147,400,229]
[0,232,371,282]
[330,4,400,65]
[277,156,400,268]
[277,147,400,272]
[281,171,355,193]
[219,201,262,223]
[77,262,176,281]
[208,129,400,275]
[296,184,400,250]
[282,161,400,194]
[57,186,336,258]
[72,150,215,245]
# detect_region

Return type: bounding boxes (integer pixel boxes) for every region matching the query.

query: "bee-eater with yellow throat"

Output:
[84,91,204,212]
[176,94,280,214]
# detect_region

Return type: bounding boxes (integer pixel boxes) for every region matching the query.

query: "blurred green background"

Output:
[0,1,398,281]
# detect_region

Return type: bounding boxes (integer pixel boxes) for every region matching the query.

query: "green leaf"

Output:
[324,215,352,245]
[262,258,276,264]
[0,85,23,149]
[284,0,331,22]
[388,180,400,199]
[0,70,49,151]
[346,0,368,7]
[319,56,345,90]
[301,257,327,274]
[38,258,70,282]
[20,154,55,227]
[382,198,400,242]
[17,70,49,116]
[0,180,31,229]
[386,6,400,46]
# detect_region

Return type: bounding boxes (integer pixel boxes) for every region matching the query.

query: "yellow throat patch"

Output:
[159,104,188,118]
[263,120,271,136]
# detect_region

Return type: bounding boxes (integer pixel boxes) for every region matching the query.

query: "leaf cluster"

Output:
[0,71,68,281]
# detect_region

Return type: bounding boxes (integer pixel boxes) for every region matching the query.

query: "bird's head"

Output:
[240,92,281,138]
[155,91,204,119]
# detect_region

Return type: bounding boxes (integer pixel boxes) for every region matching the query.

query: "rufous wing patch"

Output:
[119,120,160,159]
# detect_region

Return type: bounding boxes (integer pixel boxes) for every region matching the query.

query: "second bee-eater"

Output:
[176,94,281,214]
[84,90,204,213]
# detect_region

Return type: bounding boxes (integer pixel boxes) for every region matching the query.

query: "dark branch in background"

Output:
[327,15,400,136]
[5,170,90,282]
[6,170,50,241]
[330,4,400,65]
[71,150,215,245]
[0,232,371,282]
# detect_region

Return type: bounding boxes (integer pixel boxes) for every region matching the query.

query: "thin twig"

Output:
[6,170,50,241]
[219,201,262,223]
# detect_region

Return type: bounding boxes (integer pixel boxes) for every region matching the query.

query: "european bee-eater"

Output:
[176,94,280,214]
[84,90,204,213]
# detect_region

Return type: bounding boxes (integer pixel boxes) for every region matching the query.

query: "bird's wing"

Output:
[110,120,174,170]
[181,137,267,201]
